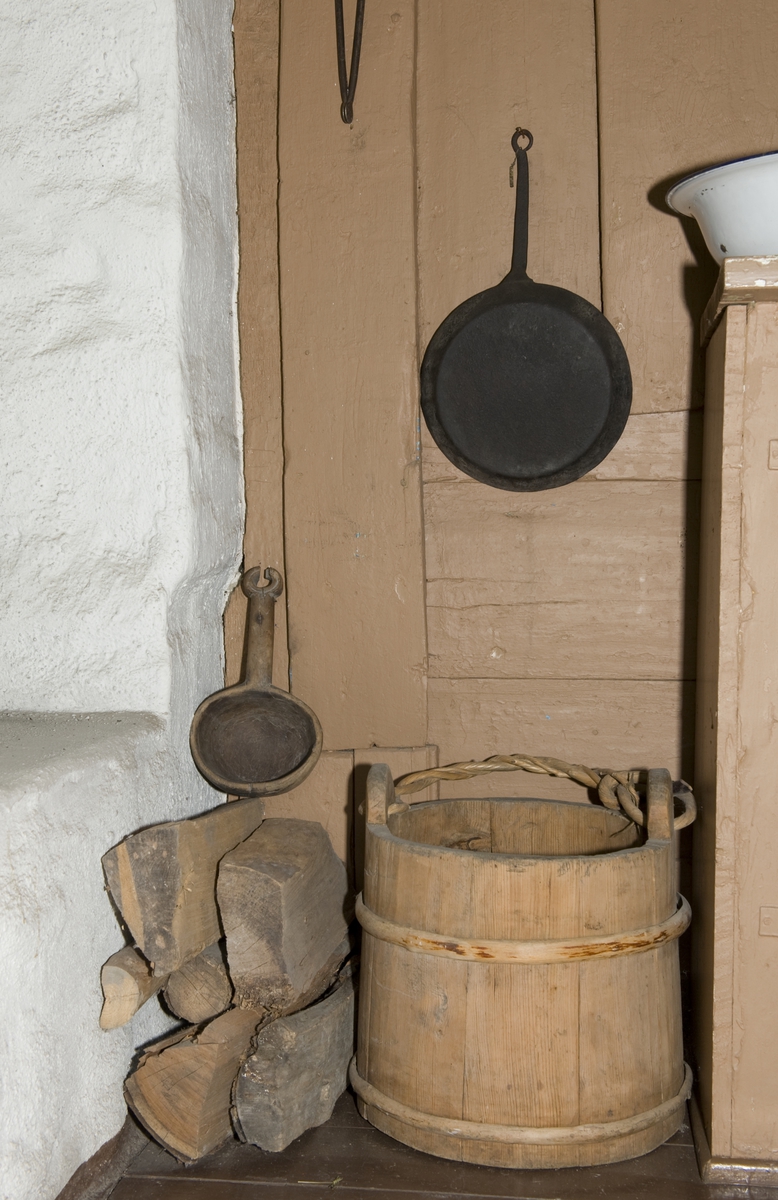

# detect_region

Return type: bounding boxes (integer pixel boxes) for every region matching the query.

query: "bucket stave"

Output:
[352,765,691,1168]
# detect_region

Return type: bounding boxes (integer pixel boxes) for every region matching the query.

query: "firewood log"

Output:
[99,946,168,1030]
[163,941,233,1024]
[102,796,265,976]
[233,960,357,1151]
[217,818,351,1015]
[124,1005,265,1161]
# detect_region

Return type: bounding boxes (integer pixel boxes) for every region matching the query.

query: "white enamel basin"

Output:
[667,152,778,264]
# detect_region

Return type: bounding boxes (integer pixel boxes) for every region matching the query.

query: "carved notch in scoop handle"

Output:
[241,567,283,689]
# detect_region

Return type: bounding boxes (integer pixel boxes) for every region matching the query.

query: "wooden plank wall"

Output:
[418,0,691,798]
[228,0,288,688]
[420,0,778,798]
[231,1,778,824]
[276,0,427,753]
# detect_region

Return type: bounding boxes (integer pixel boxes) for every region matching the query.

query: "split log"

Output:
[99,946,168,1030]
[125,1005,265,1161]
[217,818,351,1014]
[163,941,233,1024]
[233,961,357,1151]
[102,795,265,976]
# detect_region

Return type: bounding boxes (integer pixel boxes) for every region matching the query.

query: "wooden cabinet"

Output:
[693,259,778,1181]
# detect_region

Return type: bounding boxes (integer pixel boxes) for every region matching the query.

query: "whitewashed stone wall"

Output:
[0,2,243,1198]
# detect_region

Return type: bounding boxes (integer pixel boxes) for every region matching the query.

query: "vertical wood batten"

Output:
[696,301,778,1161]
[734,304,778,1156]
[278,0,427,750]
[730,303,778,1157]
[227,0,288,687]
[692,308,743,1156]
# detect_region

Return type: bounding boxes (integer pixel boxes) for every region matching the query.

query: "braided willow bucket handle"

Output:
[393,754,696,833]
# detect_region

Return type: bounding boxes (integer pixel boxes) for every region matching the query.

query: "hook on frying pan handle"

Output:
[511,128,533,154]
[242,566,284,601]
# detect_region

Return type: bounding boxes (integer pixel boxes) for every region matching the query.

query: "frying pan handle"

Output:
[507,128,533,282]
[241,566,283,688]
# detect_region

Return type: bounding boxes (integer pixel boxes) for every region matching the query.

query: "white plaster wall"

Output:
[0,0,243,714]
[0,2,244,1198]
[0,716,177,1200]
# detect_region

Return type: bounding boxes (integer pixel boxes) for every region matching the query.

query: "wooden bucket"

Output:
[351,765,692,1169]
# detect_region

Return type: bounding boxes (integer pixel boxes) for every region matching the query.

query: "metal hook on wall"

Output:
[335,0,366,124]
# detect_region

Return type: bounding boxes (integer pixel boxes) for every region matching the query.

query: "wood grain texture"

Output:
[424,479,697,682]
[596,0,778,414]
[226,0,288,687]
[726,303,778,1159]
[354,747,439,802]
[691,300,778,1162]
[262,750,354,868]
[361,936,469,1123]
[462,962,580,1128]
[356,1094,686,1171]
[357,789,684,1167]
[414,1,609,762]
[416,0,601,353]
[422,411,702,484]
[414,0,722,820]
[101,797,265,977]
[125,1007,265,1161]
[702,256,778,345]
[116,1086,704,1192]
[356,896,690,965]
[577,944,684,1122]
[163,943,233,1026]
[587,412,702,482]
[368,823,675,943]
[353,746,439,891]
[234,962,357,1152]
[390,797,639,857]
[217,819,351,1015]
[693,307,746,1158]
[260,747,439,889]
[228,2,716,823]
[99,946,167,1031]
[278,0,427,749]
[427,678,693,800]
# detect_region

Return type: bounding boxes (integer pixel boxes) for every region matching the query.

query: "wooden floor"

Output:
[112,1091,769,1200]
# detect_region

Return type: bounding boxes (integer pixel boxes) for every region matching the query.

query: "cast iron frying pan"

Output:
[420,130,632,491]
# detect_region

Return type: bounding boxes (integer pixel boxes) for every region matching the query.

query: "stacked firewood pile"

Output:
[100,800,356,1161]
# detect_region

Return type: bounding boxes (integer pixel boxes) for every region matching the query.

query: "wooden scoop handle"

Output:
[241,567,283,687]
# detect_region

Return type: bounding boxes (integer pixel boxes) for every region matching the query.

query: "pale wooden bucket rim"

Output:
[385,792,648,863]
[349,1058,693,1146]
[371,815,669,865]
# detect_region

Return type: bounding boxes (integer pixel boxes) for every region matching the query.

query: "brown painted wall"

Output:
[231,1,778,814]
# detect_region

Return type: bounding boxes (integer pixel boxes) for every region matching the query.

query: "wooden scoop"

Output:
[190,567,322,797]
